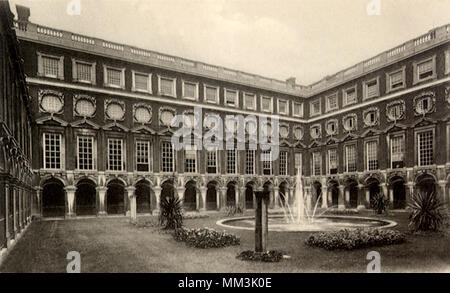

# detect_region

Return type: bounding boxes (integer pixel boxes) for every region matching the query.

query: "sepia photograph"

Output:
[0,0,449,281]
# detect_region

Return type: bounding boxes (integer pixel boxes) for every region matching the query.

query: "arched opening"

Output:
[75,178,96,216]
[366,179,380,204]
[206,181,217,210]
[106,179,125,215]
[328,181,339,207]
[245,182,255,209]
[279,182,288,206]
[347,180,358,208]
[184,180,197,211]
[135,180,151,214]
[416,174,437,196]
[42,178,65,217]
[312,181,322,207]
[161,180,175,204]
[391,177,406,209]
[226,182,236,207]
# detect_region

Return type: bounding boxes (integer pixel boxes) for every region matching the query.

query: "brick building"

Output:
[7,6,450,220]
[0,1,34,257]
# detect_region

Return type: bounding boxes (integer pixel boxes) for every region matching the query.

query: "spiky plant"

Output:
[159,196,183,230]
[370,192,390,214]
[408,190,447,232]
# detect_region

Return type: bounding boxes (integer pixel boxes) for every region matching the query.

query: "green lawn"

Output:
[0,211,449,273]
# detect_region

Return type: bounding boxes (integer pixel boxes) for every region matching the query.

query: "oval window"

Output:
[106,102,124,120]
[75,98,95,117]
[41,95,63,113]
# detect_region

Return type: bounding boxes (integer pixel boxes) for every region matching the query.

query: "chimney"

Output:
[16,5,30,22]
[286,77,296,88]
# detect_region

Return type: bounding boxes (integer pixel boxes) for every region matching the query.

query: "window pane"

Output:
[76,62,92,82]
[160,78,174,96]
[205,86,218,102]
[43,56,59,77]
[78,136,94,170]
[161,142,174,172]
[135,73,149,91]
[346,145,357,172]
[366,141,378,170]
[107,68,122,86]
[184,82,197,98]
[418,131,433,166]
[44,133,61,169]
[108,139,123,171]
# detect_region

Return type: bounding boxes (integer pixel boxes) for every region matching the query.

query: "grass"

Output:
[0,210,449,273]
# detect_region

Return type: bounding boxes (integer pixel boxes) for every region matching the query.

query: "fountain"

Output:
[217,167,397,232]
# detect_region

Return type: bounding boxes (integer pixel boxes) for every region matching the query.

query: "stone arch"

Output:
[327,180,339,207]
[415,173,437,195]
[135,179,152,214]
[278,181,289,206]
[105,176,127,187]
[345,178,358,208]
[365,177,381,204]
[184,180,198,211]
[206,180,218,210]
[75,178,97,216]
[106,179,125,215]
[389,176,406,209]
[41,177,66,217]
[226,181,237,207]
[245,181,256,209]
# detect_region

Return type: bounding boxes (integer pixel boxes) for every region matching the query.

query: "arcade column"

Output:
[153,186,162,215]
[65,185,76,218]
[96,186,107,216]
[126,186,137,223]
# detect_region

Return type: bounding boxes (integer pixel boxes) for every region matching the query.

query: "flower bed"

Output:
[174,227,240,248]
[305,228,406,250]
[236,250,284,262]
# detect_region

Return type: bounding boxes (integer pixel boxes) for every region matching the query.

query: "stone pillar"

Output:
[357,184,366,210]
[380,183,388,198]
[321,186,328,208]
[365,189,370,206]
[288,187,294,205]
[220,187,227,209]
[344,188,350,209]
[13,185,17,234]
[273,187,280,208]
[153,186,162,215]
[4,182,10,243]
[34,187,42,217]
[126,186,137,223]
[305,186,312,210]
[405,182,414,208]
[96,186,107,216]
[65,185,76,218]
[216,187,221,210]
[438,181,447,203]
[388,187,394,208]
[234,186,240,208]
[17,187,22,230]
[239,187,246,210]
[338,185,345,209]
[177,187,184,202]
[199,187,207,212]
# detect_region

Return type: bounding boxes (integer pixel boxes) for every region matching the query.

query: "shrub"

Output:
[305,228,406,250]
[370,192,390,214]
[408,190,447,232]
[237,250,284,262]
[174,227,240,248]
[224,204,244,217]
[159,196,183,230]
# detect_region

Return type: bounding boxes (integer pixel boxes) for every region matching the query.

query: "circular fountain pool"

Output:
[217,215,397,232]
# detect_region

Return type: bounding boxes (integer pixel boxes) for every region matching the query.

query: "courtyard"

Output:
[1,211,449,273]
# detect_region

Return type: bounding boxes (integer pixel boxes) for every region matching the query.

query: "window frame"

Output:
[160,140,176,173]
[260,96,273,113]
[279,150,288,176]
[72,58,96,84]
[158,75,177,98]
[292,101,304,118]
[181,80,199,101]
[207,150,219,174]
[312,151,322,176]
[386,66,406,93]
[344,142,357,173]
[245,149,256,175]
[132,71,152,93]
[415,126,435,167]
[325,92,339,112]
[261,150,272,175]
[364,138,379,171]
[342,85,358,107]
[309,99,322,117]
[243,92,257,111]
[277,98,289,116]
[42,132,64,170]
[327,147,338,175]
[226,149,238,174]
[388,131,405,169]
[37,52,64,80]
[224,88,239,108]
[107,137,126,172]
[184,148,198,174]
[362,77,380,100]
[413,55,437,85]
[103,65,125,89]
[135,139,152,172]
[76,135,96,171]
[203,84,220,104]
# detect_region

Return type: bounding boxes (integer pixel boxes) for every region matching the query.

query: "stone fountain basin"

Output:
[216,215,397,232]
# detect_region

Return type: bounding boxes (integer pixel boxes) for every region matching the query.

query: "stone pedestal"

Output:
[126,186,137,223]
